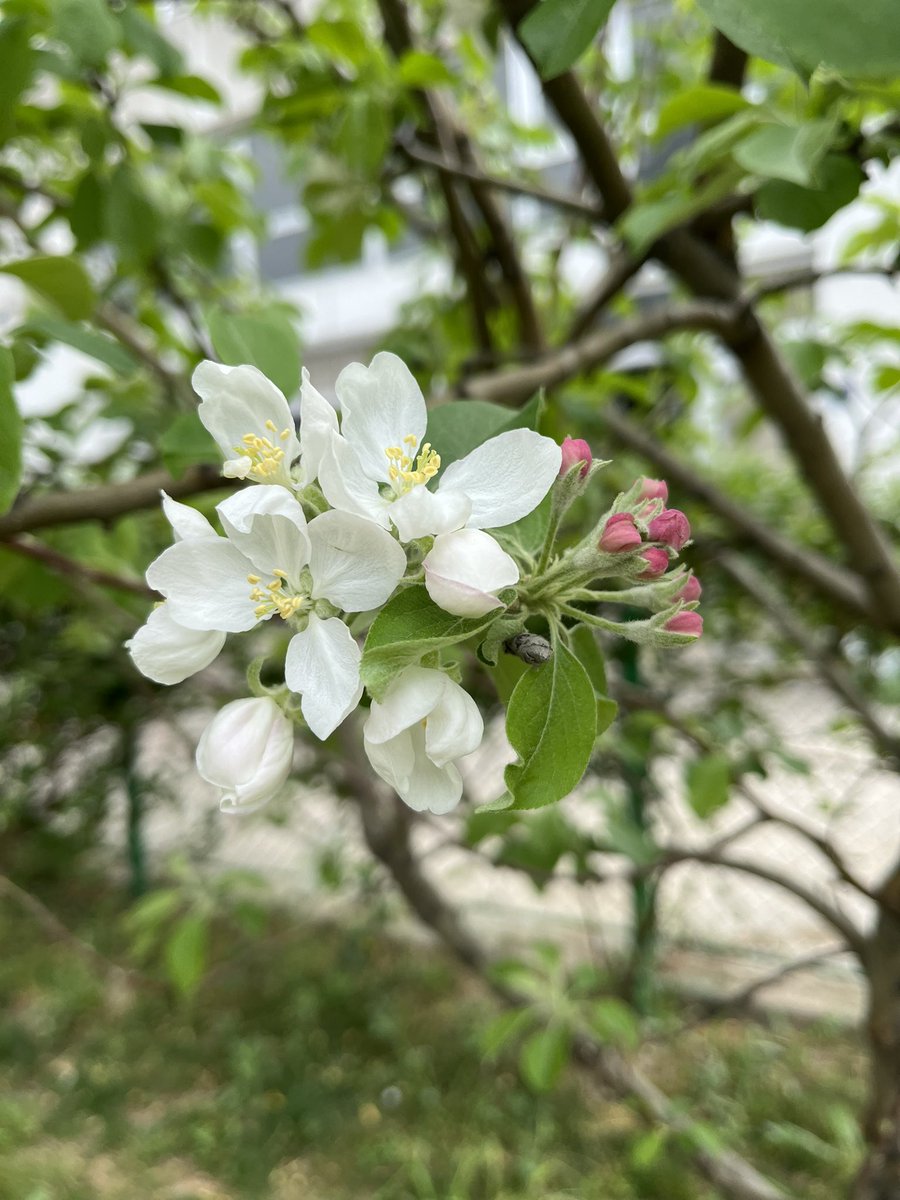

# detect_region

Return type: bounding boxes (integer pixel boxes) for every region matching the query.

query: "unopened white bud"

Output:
[196,696,294,814]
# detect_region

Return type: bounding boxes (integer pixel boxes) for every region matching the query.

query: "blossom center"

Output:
[384,433,440,496]
[247,569,308,621]
[234,420,293,479]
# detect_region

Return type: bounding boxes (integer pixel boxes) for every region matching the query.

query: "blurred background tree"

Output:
[1,1,899,1197]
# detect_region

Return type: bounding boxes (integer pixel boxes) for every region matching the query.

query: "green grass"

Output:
[0,879,865,1200]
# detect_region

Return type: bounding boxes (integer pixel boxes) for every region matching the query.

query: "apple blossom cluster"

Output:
[127,354,701,816]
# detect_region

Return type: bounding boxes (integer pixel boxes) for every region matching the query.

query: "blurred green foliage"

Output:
[0,883,864,1200]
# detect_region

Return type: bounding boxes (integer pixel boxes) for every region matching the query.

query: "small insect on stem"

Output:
[504,632,553,665]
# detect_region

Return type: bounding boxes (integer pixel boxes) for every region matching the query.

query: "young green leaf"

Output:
[0,348,22,516]
[733,119,837,188]
[519,1024,570,1092]
[0,18,36,142]
[164,912,209,998]
[504,641,597,810]
[425,389,543,469]
[207,307,301,398]
[695,0,900,79]
[685,754,731,819]
[1,256,96,320]
[18,315,137,374]
[519,0,616,80]
[360,586,498,699]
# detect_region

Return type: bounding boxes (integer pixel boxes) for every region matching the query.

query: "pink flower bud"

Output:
[648,508,690,551]
[558,436,592,478]
[638,547,669,579]
[598,512,642,553]
[639,477,668,502]
[665,611,703,638]
[677,575,702,603]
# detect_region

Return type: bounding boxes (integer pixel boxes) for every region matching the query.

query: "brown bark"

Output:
[855,868,900,1199]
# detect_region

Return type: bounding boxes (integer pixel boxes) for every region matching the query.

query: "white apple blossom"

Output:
[144,484,407,739]
[193,360,337,488]
[315,352,561,615]
[363,666,484,814]
[126,492,226,684]
[196,696,294,813]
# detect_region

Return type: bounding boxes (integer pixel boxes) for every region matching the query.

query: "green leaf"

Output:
[360,586,498,700]
[148,73,221,103]
[733,119,837,187]
[685,753,731,819]
[569,624,618,733]
[480,1008,537,1060]
[0,255,95,320]
[159,411,221,480]
[207,307,301,398]
[504,641,597,811]
[875,364,900,392]
[756,155,864,232]
[425,390,543,469]
[69,172,105,249]
[0,18,36,142]
[694,0,900,79]
[398,50,456,88]
[335,92,392,176]
[519,1024,570,1092]
[18,315,137,374]
[164,912,208,998]
[52,0,120,68]
[105,166,161,264]
[118,6,183,76]
[0,348,22,516]
[519,0,617,80]
[655,84,748,141]
[589,998,640,1049]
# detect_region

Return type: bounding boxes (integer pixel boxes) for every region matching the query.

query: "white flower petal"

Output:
[299,366,339,484]
[425,683,484,768]
[336,352,427,483]
[363,727,416,796]
[217,485,310,580]
[389,486,471,542]
[127,604,225,684]
[362,666,447,745]
[362,667,477,814]
[317,432,391,528]
[438,429,562,529]
[366,725,464,814]
[196,696,294,813]
[284,614,363,740]
[307,509,407,612]
[146,538,256,632]
[423,528,518,617]
[193,360,300,483]
[161,491,217,542]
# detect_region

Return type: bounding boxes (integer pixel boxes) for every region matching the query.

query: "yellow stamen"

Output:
[247,574,261,584]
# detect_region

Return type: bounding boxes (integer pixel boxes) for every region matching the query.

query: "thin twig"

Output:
[398,133,604,223]
[1,534,157,598]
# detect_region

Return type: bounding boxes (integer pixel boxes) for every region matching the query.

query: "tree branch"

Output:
[398,133,604,222]
[460,299,744,402]
[719,553,900,765]
[0,466,228,538]
[378,0,544,350]
[497,0,900,627]
[566,245,646,339]
[344,733,789,1200]
[1,534,157,597]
